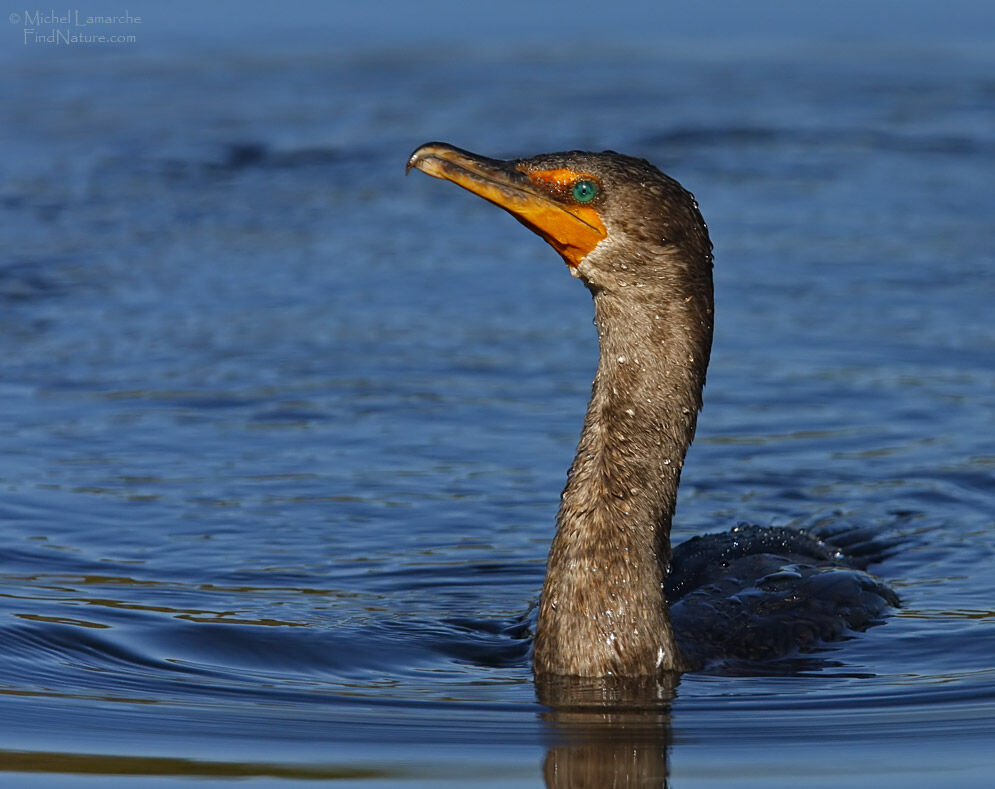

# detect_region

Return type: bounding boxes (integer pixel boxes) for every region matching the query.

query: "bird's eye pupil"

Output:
[572,179,598,203]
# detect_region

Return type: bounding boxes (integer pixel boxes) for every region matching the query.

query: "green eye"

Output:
[571,179,598,203]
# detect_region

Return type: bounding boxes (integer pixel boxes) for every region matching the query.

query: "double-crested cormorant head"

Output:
[406,142,713,296]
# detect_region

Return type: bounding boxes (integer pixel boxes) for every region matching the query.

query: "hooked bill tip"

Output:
[407,142,462,176]
[406,144,437,175]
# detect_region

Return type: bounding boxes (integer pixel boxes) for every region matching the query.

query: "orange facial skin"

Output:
[407,144,606,268]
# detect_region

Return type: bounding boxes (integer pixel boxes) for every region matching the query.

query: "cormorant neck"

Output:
[534,251,713,677]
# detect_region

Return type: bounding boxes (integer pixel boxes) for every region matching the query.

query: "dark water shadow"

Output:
[0,750,394,781]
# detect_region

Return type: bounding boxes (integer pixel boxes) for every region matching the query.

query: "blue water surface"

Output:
[1,6,994,787]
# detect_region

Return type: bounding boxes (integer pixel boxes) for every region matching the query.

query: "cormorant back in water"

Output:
[406,142,898,677]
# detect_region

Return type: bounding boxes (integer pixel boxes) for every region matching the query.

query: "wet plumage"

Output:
[408,142,897,677]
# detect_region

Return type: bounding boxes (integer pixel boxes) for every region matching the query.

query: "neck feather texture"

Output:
[534,276,712,677]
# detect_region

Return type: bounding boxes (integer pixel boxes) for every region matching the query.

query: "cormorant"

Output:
[407,142,897,677]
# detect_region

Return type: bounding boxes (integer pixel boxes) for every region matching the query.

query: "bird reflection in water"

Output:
[537,673,677,788]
